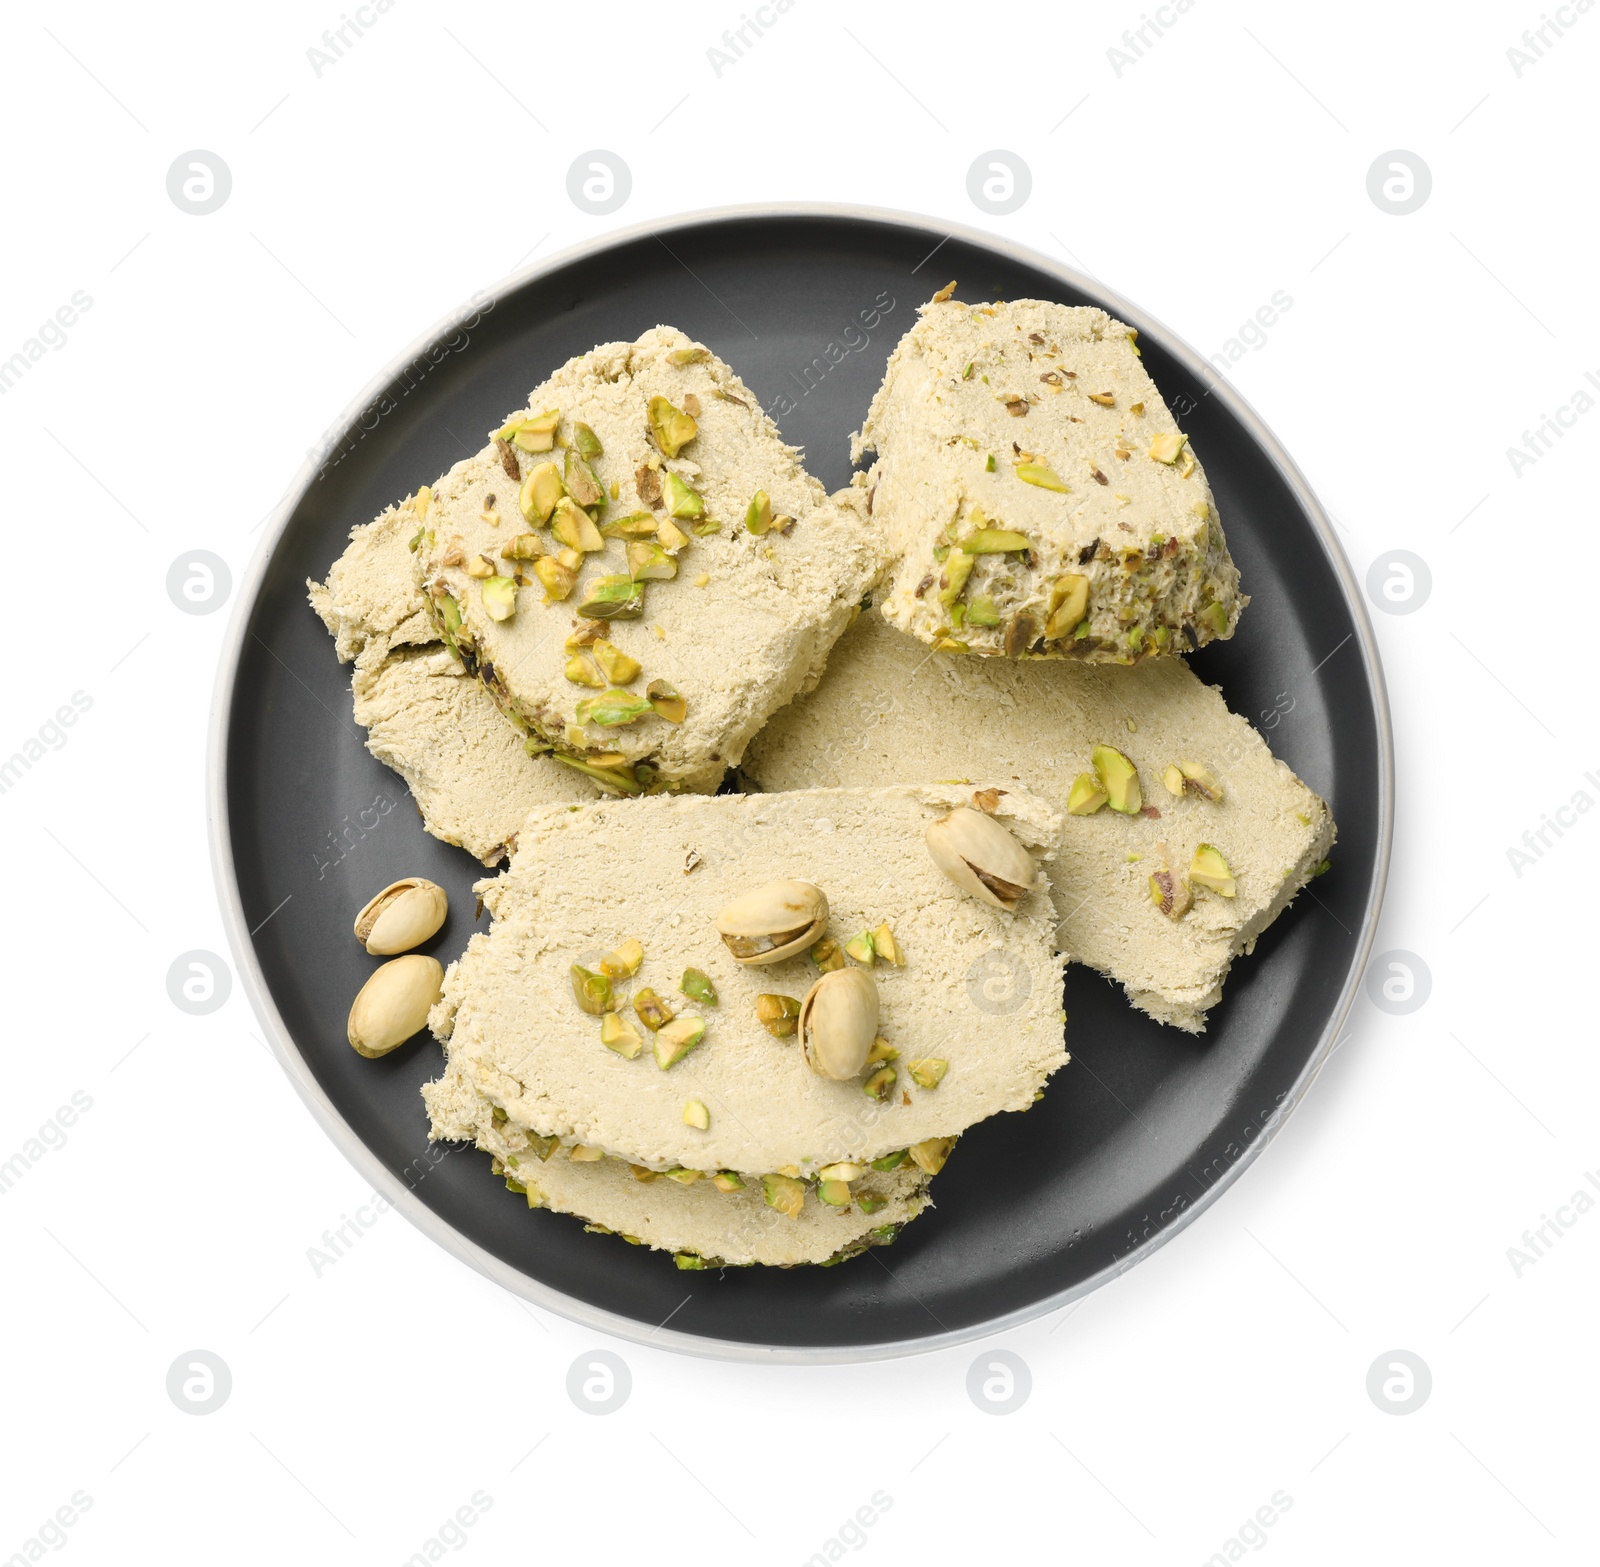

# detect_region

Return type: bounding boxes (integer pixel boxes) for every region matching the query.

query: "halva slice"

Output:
[412,327,884,793]
[426,784,1068,1179]
[739,609,1333,1031]
[310,491,603,864]
[424,1059,931,1269]
[855,294,1244,662]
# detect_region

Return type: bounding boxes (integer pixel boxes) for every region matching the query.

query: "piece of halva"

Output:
[855,296,1245,662]
[740,608,1333,1031]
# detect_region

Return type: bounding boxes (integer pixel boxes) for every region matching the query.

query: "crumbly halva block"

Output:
[310,496,602,863]
[424,1060,931,1269]
[740,610,1333,1031]
[855,296,1245,663]
[412,327,884,793]
[427,785,1068,1177]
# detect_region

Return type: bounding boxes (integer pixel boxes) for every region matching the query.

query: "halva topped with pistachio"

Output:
[424,1058,932,1269]
[311,495,603,864]
[855,294,1245,662]
[426,784,1068,1181]
[411,327,884,793]
[740,608,1333,1031]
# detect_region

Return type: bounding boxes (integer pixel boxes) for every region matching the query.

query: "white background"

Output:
[2,0,1596,1562]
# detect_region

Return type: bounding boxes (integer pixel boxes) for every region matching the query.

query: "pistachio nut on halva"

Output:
[425,785,1068,1186]
[740,608,1333,1032]
[423,1059,932,1269]
[855,293,1244,662]
[410,327,885,793]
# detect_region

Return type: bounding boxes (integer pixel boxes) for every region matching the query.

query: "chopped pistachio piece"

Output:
[647,395,698,458]
[533,556,577,602]
[966,595,1001,626]
[552,753,644,794]
[1198,600,1230,637]
[501,531,545,561]
[908,1058,948,1090]
[818,1179,852,1207]
[1189,843,1237,897]
[463,553,496,579]
[575,688,653,727]
[653,1015,706,1070]
[1066,771,1109,815]
[762,1172,805,1218]
[843,930,876,965]
[576,574,644,620]
[1091,744,1142,815]
[907,1136,956,1175]
[1149,857,1193,920]
[630,1164,660,1182]
[937,549,976,608]
[674,1251,709,1269]
[600,511,659,539]
[871,1149,908,1172]
[632,987,676,1032]
[550,497,605,552]
[1162,764,1186,797]
[520,461,565,523]
[810,937,845,973]
[495,408,559,452]
[564,653,604,688]
[668,346,710,365]
[663,1166,702,1184]
[481,576,517,621]
[679,967,718,1006]
[435,591,462,637]
[570,963,611,1016]
[600,1011,644,1058]
[755,993,802,1037]
[590,640,641,685]
[1045,574,1089,640]
[599,938,644,979]
[1016,462,1069,491]
[711,1170,744,1192]
[865,1036,898,1065]
[569,1144,604,1163]
[1149,431,1187,464]
[663,471,705,521]
[862,1065,897,1102]
[857,1194,888,1215]
[627,540,678,580]
[571,421,603,460]
[655,516,691,552]
[871,923,902,965]
[960,528,1031,554]
[744,490,774,535]
[525,1131,559,1161]
[647,679,687,723]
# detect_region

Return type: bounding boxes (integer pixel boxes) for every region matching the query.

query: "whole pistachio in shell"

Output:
[353,878,448,955]
[715,880,828,965]
[924,808,1036,911]
[347,955,443,1057]
[798,966,879,1081]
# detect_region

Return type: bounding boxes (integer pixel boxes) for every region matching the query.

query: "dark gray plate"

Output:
[209,205,1391,1362]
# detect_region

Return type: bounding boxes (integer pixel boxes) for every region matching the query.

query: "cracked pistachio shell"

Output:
[715,880,828,965]
[353,878,448,955]
[798,966,879,1081]
[924,807,1037,911]
[347,955,443,1057]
